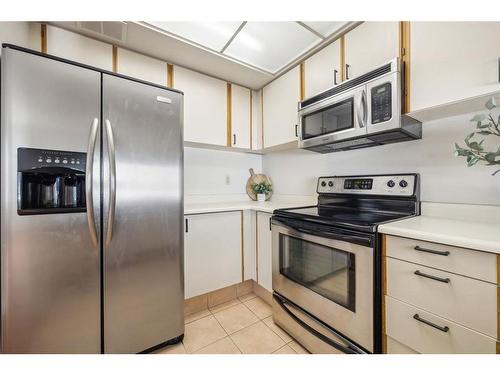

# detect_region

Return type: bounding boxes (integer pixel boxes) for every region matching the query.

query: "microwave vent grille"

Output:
[300,62,393,109]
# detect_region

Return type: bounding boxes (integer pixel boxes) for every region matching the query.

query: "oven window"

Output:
[302,98,354,140]
[279,234,356,312]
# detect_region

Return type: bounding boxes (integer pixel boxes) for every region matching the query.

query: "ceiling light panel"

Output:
[301,22,348,38]
[148,21,243,51]
[224,22,321,73]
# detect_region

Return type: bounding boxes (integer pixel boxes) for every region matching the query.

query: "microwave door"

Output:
[298,87,367,149]
[366,72,400,134]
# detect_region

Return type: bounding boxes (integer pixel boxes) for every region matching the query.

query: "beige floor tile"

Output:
[209,298,241,314]
[289,340,310,354]
[194,337,241,354]
[230,321,285,354]
[213,303,259,334]
[183,315,227,353]
[243,297,272,319]
[185,309,211,324]
[263,316,293,343]
[272,345,297,354]
[238,292,257,303]
[155,342,186,354]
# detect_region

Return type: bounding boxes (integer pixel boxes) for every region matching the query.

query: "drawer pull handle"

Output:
[413,314,449,333]
[414,270,450,283]
[414,245,450,256]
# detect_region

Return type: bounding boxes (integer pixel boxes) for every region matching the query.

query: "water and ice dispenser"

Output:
[17,148,87,215]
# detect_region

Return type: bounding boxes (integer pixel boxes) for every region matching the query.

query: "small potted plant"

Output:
[252,182,272,202]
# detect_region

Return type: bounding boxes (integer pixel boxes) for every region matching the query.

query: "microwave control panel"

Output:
[371,82,392,124]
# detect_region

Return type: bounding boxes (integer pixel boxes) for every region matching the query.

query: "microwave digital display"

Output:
[371,82,392,124]
[344,178,373,190]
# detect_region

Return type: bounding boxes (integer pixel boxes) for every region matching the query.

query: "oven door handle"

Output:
[272,217,372,247]
[274,294,366,354]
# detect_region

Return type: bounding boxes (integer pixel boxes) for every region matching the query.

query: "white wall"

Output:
[0,22,40,54]
[263,111,500,205]
[184,147,262,196]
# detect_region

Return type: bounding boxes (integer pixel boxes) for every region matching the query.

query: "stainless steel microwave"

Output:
[298,58,422,153]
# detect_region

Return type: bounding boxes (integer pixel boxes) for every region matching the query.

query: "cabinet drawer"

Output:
[386,296,498,354]
[386,257,498,339]
[386,336,418,354]
[386,235,497,283]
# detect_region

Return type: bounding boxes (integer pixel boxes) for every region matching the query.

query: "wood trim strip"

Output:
[497,255,499,347]
[112,45,118,73]
[167,63,174,88]
[250,90,253,150]
[340,35,345,82]
[299,62,305,101]
[399,21,411,113]
[226,83,232,147]
[381,234,388,354]
[41,24,47,53]
[255,212,259,283]
[261,89,264,149]
[241,211,244,282]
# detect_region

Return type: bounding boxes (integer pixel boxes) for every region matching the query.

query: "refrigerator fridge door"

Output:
[1,47,101,353]
[102,74,184,353]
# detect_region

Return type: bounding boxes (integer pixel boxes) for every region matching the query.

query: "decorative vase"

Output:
[257,193,266,202]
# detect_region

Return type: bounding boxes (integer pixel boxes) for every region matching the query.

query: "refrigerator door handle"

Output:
[105,119,117,246]
[86,118,99,247]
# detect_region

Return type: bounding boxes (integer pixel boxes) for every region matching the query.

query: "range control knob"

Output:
[328,181,334,187]
[321,181,327,187]
[387,180,395,188]
[399,180,408,188]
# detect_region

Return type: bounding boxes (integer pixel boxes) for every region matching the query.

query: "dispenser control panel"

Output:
[18,148,86,172]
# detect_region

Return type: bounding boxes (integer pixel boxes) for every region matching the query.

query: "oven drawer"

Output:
[386,296,499,354]
[386,257,498,339]
[386,235,497,283]
[272,294,367,354]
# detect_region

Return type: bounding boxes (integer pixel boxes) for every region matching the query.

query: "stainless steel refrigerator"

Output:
[0,44,184,353]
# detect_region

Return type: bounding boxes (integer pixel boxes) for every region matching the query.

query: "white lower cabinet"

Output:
[184,211,242,299]
[256,211,273,292]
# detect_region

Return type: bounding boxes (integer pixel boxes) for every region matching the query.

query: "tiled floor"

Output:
[155,293,310,354]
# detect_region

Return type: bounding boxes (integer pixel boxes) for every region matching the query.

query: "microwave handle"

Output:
[357,90,367,128]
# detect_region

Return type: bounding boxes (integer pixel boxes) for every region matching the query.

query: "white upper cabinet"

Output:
[116,48,167,86]
[304,39,341,98]
[45,25,113,71]
[173,66,227,146]
[231,84,251,149]
[344,22,399,80]
[251,90,263,150]
[262,66,300,148]
[410,22,500,112]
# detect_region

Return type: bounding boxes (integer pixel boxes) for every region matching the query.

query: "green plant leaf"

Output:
[467,157,480,167]
[468,142,483,151]
[470,114,487,122]
[484,153,497,163]
[485,97,496,110]
[476,130,491,135]
[492,169,500,176]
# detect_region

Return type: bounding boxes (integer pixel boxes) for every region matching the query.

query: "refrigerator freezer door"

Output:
[0,47,101,353]
[102,74,184,353]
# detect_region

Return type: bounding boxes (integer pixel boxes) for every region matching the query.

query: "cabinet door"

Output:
[263,66,300,148]
[231,84,251,149]
[116,48,167,86]
[304,39,341,98]
[184,212,242,298]
[344,22,399,80]
[173,66,227,146]
[46,25,113,70]
[410,22,500,111]
[257,212,273,292]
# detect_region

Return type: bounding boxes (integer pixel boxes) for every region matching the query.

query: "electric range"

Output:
[271,174,420,354]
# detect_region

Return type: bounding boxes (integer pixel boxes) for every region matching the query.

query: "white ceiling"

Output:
[49,21,358,89]
[145,21,349,74]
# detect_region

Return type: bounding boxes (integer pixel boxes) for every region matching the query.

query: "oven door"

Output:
[272,216,374,352]
[298,86,367,149]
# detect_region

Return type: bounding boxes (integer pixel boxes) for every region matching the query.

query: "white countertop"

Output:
[379,213,500,255]
[184,196,316,215]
